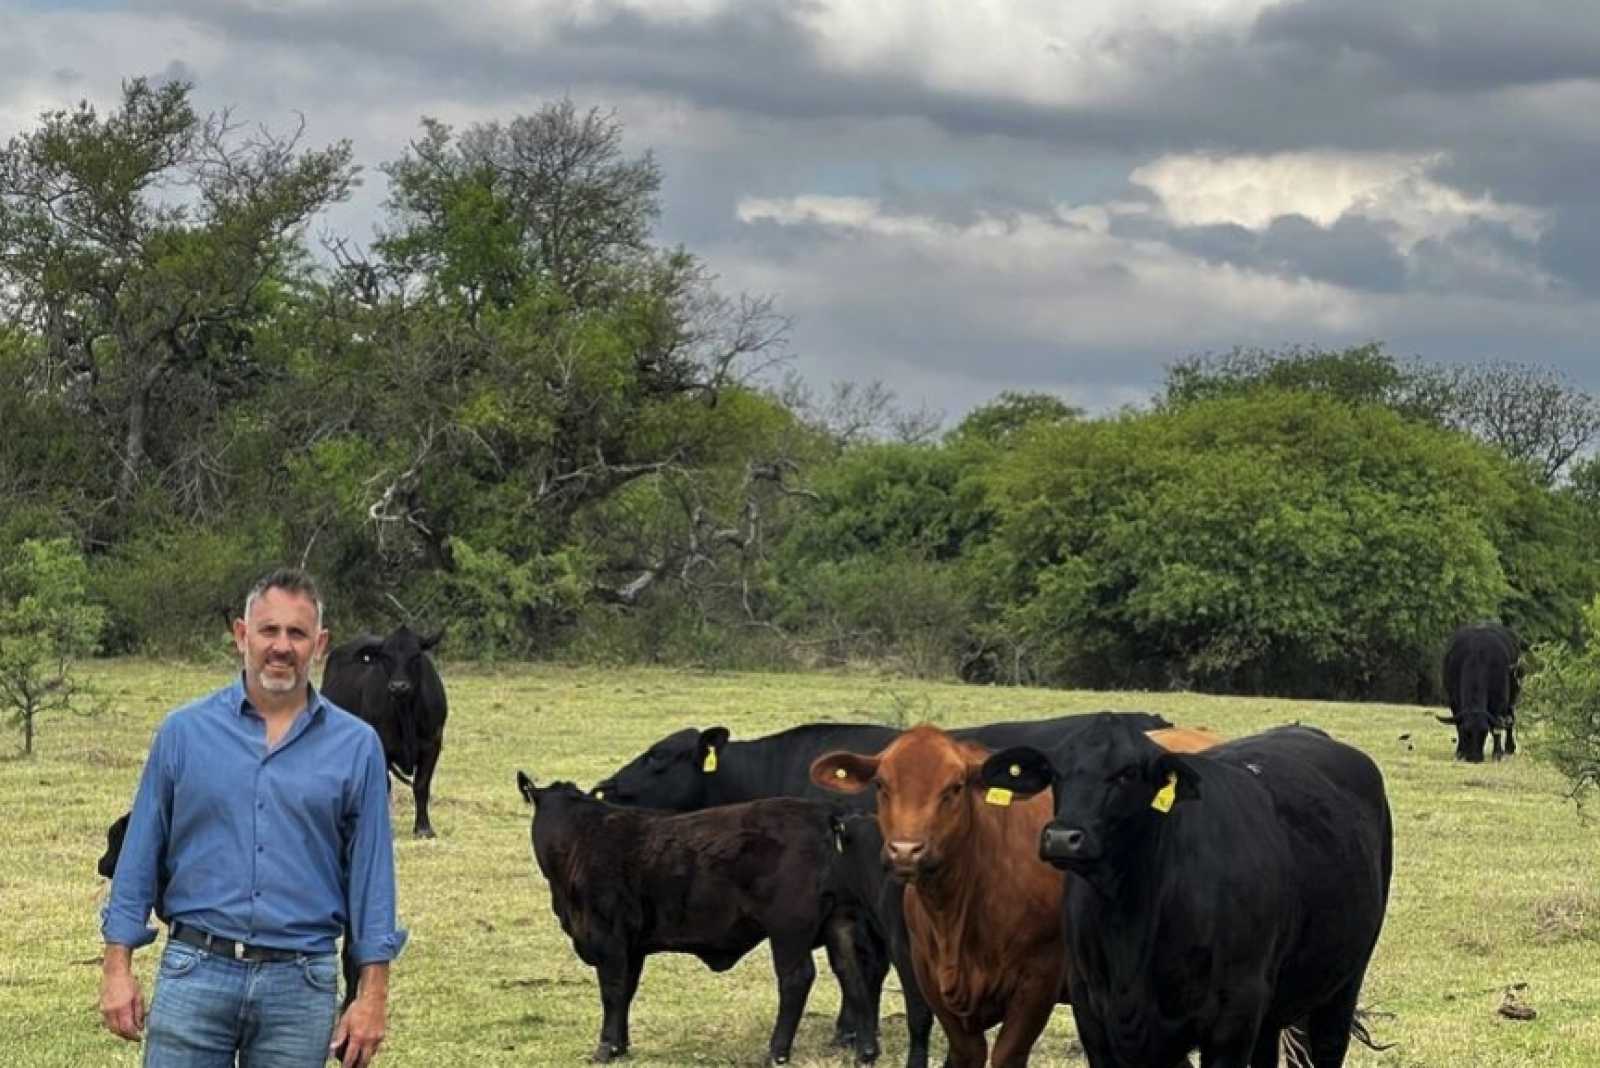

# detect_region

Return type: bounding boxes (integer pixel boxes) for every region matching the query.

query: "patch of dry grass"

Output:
[4,659,1599,1066]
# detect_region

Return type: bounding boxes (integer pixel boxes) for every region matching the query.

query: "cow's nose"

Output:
[388,680,413,695]
[885,839,926,866]
[1040,824,1087,860]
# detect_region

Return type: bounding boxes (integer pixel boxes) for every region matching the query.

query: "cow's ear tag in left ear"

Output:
[702,748,718,773]
[984,787,1013,807]
[1151,772,1178,814]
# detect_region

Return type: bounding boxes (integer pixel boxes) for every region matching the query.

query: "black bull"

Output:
[1437,622,1520,763]
[982,717,1393,1068]
[590,711,1172,1068]
[321,626,449,837]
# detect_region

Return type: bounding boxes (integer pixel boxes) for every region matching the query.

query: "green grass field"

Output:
[4,659,1597,1067]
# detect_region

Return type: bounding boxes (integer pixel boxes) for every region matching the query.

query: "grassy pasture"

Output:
[4,658,1598,1067]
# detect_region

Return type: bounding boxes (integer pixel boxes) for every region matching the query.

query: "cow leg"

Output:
[1247,1026,1280,1068]
[1070,1005,1118,1068]
[1303,977,1362,1067]
[824,910,882,1057]
[593,945,640,1062]
[940,1024,987,1068]
[987,985,1055,1068]
[1491,729,1505,761]
[900,959,934,1068]
[767,937,817,1065]
[1504,717,1517,756]
[411,740,442,838]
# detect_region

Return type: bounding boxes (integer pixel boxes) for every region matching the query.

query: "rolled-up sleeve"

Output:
[101,724,173,949]
[345,730,408,964]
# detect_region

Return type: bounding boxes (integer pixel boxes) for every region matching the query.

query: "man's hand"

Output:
[99,945,144,1041]
[331,963,388,1067]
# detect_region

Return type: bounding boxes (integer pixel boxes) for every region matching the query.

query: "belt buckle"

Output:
[231,939,247,961]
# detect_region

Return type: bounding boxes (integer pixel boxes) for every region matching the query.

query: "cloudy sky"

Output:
[4,0,1598,421]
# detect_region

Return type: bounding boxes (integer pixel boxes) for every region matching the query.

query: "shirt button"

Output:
[254,891,261,898]
[256,845,264,853]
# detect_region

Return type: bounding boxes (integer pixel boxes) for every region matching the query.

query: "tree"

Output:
[0,539,104,755]
[1520,595,1600,804]
[294,101,789,644]
[950,390,1082,446]
[1442,361,1600,485]
[0,78,356,523]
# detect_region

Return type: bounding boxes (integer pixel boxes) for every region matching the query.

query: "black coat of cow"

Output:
[828,812,936,1068]
[1438,623,1520,763]
[517,773,871,1066]
[982,716,1393,1068]
[590,712,1172,1067]
[321,626,449,837]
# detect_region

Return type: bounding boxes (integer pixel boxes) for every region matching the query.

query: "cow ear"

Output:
[978,747,1053,798]
[697,727,730,772]
[811,752,879,794]
[516,770,537,805]
[1151,753,1202,805]
[420,628,445,652]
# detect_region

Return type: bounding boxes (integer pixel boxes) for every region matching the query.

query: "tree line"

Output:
[5,80,1600,709]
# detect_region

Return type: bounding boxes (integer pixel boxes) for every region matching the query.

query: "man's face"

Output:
[232,587,328,698]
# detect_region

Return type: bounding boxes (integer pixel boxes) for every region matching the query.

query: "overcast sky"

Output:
[4,0,1598,421]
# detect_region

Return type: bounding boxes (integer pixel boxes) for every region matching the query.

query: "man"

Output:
[100,568,407,1067]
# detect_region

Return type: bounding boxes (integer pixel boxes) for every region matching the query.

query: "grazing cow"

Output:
[589,712,1174,1064]
[97,810,362,1018]
[516,772,872,1065]
[811,723,1221,1068]
[1438,623,1520,763]
[981,716,1392,1068]
[321,626,449,837]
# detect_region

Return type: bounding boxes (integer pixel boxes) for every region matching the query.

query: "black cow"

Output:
[97,812,129,879]
[590,712,1172,1065]
[1438,623,1520,763]
[980,716,1392,1068]
[321,626,449,837]
[828,812,935,1068]
[517,772,872,1066]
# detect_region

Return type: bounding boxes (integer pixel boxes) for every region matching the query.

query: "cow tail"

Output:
[1350,1009,1396,1052]
[388,761,415,788]
[1278,1011,1394,1063]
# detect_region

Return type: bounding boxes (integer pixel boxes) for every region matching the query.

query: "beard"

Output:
[254,659,303,694]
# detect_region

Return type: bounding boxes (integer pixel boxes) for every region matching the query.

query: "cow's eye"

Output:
[942,783,962,800]
[1115,766,1140,783]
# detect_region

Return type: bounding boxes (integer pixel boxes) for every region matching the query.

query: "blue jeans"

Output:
[143,940,340,1067]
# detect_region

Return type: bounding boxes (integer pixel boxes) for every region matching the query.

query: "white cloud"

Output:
[1131,151,1544,249]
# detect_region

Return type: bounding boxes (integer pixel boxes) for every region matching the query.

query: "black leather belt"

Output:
[170,922,301,962]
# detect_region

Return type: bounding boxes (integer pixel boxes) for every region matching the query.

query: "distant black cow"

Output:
[322,626,449,837]
[1438,623,1520,763]
[828,813,935,1068]
[981,716,1392,1068]
[517,772,872,1066]
[589,712,1172,1064]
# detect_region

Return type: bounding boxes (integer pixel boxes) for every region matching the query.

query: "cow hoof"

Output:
[853,1043,881,1065]
[591,1042,627,1062]
[414,827,436,839]
[768,1056,789,1067]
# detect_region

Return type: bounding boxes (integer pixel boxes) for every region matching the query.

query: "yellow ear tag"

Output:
[1151,772,1178,814]
[702,749,718,773]
[985,787,1014,807]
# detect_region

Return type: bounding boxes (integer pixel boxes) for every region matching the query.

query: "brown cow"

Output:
[811,722,1219,1068]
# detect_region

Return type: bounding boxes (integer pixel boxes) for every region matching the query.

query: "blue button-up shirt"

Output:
[102,678,408,964]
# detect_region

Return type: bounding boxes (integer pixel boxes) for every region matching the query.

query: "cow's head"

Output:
[1435,710,1496,763]
[811,725,990,883]
[979,714,1204,876]
[356,625,443,700]
[589,726,730,810]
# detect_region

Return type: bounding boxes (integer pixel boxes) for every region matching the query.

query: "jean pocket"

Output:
[301,954,339,993]
[159,941,202,979]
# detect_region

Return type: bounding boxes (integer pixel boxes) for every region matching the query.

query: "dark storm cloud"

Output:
[1113,211,1407,293]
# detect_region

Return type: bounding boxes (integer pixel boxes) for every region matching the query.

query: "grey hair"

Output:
[243,567,325,631]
